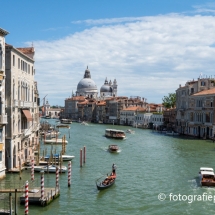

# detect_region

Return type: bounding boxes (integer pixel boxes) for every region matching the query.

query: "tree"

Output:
[162,93,176,108]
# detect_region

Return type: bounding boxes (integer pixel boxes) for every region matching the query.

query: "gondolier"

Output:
[112,163,116,173]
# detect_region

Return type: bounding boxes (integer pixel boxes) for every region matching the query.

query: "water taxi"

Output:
[199,167,215,187]
[108,145,119,153]
[105,129,126,139]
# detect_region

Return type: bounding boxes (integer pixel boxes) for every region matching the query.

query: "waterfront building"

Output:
[100,78,117,99]
[0,28,9,179]
[163,108,177,131]
[95,100,106,123]
[76,66,98,98]
[120,106,146,126]
[151,113,164,129]
[176,77,215,137]
[77,98,97,122]
[43,100,61,118]
[188,88,215,138]
[5,44,40,170]
[64,96,85,119]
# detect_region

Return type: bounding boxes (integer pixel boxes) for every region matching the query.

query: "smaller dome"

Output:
[100,85,113,93]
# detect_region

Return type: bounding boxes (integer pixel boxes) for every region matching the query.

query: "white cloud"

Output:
[32,14,215,106]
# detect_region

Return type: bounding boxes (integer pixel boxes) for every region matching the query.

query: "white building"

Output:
[5,44,40,170]
[0,28,9,179]
[151,114,164,129]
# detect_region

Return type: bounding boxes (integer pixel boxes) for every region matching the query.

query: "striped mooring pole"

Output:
[68,161,71,187]
[31,158,34,181]
[56,166,59,190]
[40,170,45,201]
[25,180,29,215]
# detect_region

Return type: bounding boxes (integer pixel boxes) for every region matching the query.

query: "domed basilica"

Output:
[76,66,117,99]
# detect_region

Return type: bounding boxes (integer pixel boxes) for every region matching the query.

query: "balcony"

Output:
[21,128,32,137]
[0,114,7,124]
[18,101,33,108]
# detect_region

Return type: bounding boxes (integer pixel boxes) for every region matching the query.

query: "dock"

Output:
[20,187,60,206]
[44,139,68,144]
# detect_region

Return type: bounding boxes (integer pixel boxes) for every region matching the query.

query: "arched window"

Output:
[0,43,2,69]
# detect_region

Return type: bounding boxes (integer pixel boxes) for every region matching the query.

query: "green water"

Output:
[2,119,215,214]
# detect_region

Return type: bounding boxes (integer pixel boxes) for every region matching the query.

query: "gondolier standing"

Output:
[112,163,116,174]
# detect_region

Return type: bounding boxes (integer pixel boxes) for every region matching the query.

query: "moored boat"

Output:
[199,167,215,186]
[42,165,67,173]
[60,119,72,124]
[108,145,119,153]
[44,154,75,161]
[105,129,126,139]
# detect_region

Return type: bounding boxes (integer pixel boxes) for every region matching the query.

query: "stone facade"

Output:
[0,28,9,179]
[176,77,215,138]
[5,44,40,170]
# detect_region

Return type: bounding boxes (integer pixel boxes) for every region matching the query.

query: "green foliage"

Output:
[162,93,176,108]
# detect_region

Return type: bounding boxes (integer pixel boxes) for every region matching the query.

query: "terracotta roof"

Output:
[66,96,85,101]
[17,47,34,55]
[96,101,106,106]
[78,100,88,105]
[122,106,146,111]
[192,88,215,96]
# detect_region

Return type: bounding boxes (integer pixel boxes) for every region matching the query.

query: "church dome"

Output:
[77,78,97,90]
[100,77,113,93]
[100,85,112,92]
[76,66,98,94]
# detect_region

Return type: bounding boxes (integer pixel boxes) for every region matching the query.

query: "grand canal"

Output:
[2,119,215,214]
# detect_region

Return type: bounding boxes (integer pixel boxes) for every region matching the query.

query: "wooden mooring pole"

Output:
[83,146,86,163]
[80,149,82,167]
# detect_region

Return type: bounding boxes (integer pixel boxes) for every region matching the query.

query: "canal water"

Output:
[2,119,215,214]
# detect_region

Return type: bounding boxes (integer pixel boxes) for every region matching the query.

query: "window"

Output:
[0,129,2,142]
[18,58,20,69]
[0,151,2,161]
[201,81,206,86]
[13,55,15,66]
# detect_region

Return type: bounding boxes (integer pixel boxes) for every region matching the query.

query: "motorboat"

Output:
[42,165,67,173]
[80,121,89,125]
[56,124,70,128]
[126,129,135,134]
[108,145,119,153]
[199,167,215,186]
[60,119,72,124]
[105,129,126,139]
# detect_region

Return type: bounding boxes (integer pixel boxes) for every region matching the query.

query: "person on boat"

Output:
[112,163,116,174]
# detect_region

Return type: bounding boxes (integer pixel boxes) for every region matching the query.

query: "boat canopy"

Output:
[105,129,125,133]
[200,167,214,172]
[202,171,215,176]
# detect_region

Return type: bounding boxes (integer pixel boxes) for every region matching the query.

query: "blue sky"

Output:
[2,0,215,106]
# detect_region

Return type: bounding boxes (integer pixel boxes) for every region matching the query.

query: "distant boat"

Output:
[44,139,68,144]
[56,124,70,128]
[108,145,119,153]
[199,167,215,187]
[126,129,135,134]
[60,119,72,124]
[105,129,126,139]
[80,121,89,125]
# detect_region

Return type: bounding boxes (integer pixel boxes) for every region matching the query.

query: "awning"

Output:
[22,110,33,121]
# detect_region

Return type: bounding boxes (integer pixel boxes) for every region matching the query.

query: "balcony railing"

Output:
[0,114,7,124]
[21,128,32,137]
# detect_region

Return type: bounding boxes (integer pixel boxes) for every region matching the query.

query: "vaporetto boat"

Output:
[105,129,126,139]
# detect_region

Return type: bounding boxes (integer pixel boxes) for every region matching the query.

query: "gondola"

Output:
[96,172,116,190]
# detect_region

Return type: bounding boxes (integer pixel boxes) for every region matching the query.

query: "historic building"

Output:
[100,77,117,99]
[0,28,9,179]
[76,66,98,98]
[5,44,40,170]
[176,77,215,138]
